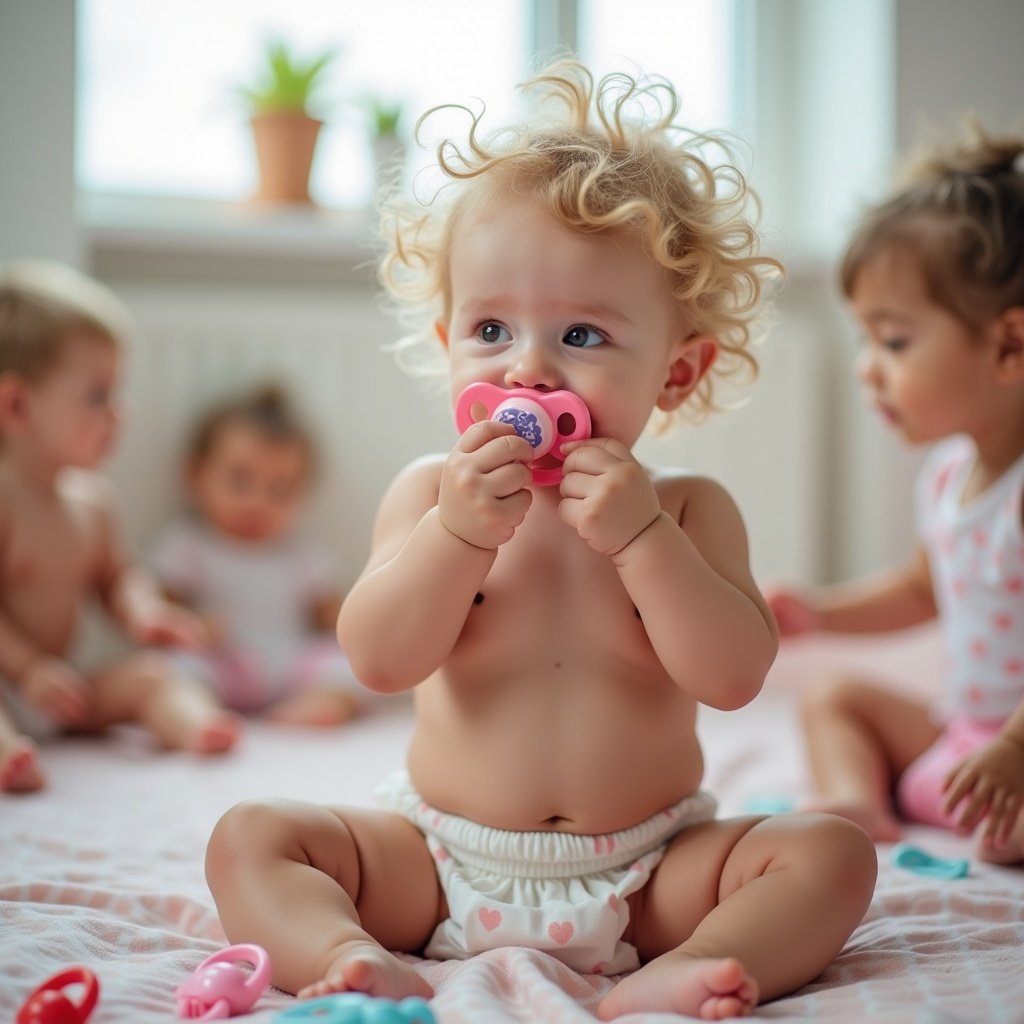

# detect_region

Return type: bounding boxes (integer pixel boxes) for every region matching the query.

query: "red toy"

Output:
[16,967,99,1024]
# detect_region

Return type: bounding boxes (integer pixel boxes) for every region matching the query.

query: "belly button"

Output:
[473,592,485,605]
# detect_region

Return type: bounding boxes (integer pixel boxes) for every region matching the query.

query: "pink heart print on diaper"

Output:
[455,383,592,486]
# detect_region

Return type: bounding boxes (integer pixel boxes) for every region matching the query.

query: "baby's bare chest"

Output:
[453,522,657,671]
[1,501,97,598]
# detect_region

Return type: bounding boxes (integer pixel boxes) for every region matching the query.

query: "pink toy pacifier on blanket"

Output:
[455,383,591,486]
[175,944,271,1020]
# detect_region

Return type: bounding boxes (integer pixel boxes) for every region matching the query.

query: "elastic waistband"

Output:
[375,771,716,878]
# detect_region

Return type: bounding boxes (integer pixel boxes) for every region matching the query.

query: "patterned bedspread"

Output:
[3,631,1023,1022]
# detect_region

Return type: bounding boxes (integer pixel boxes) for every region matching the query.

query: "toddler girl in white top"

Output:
[768,126,1024,862]
[151,385,359,726]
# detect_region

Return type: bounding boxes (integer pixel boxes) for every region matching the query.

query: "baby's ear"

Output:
[657,335,718,411]
[0,371,29,433]
[434,320,449,350]
[994,306,1024,382]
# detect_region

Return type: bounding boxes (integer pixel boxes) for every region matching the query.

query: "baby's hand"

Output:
[942,736,1024,847]
[438,420,534,549]
[764,587,821,637]
[558,439,661,557]
[131,601,209,650]
[20,657,91,725]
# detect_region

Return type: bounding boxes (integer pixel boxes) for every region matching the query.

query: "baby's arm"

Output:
[93,499,206,649]
[942,698,1024,847]
[0,609,90,723]
[338,422,533,693]
[559,440,774,709]
[767,544,937,637]
[615,473,776,710]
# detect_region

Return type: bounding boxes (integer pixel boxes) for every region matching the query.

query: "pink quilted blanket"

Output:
[3,629,1024,1022]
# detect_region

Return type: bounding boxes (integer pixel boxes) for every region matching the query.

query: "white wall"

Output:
[0,1,78,265]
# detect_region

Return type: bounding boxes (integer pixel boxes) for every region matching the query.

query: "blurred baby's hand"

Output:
[20,657,91,725]
[439,420,534,549]
[942,736,1024,848]
[132,602,210,650]
[764,587,821,637]
[558,439,661,557]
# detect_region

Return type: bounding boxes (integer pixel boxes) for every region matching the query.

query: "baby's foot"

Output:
[297,940,433,1002]
[0,738,46,793]
[189,713,241,756]
[598,954,757,1020]
[802,800,901,842]
[267,689,360,728]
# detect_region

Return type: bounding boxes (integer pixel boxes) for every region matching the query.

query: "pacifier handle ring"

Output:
[18,967,99,1024]
[196,943,272,991]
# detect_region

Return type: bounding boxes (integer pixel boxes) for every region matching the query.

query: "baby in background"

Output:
[150,384,360,727]
[206,60,876,1020]
[0,260,239,793]
[767,125,1024,862]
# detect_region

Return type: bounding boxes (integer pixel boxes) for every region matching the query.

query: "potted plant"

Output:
[365,96,406,193]
[240,38,337,204]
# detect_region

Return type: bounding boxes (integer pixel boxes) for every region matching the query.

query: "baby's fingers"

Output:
[52,685,89,724]
[986,792,1022,848]
[954,782,992,835]
[941,766,974,816]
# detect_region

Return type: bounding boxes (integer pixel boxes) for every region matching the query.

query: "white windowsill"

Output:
[80,192,379,286]
[80,191,835,289]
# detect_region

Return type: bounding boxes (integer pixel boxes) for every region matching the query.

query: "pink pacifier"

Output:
[175,943,271,1020]
[455,383,591,486]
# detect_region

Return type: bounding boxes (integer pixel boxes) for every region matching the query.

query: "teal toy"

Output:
[275,993,435,1023]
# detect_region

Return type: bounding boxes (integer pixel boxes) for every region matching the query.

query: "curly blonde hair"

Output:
[378,59,781,426]
[840,121,1024,331]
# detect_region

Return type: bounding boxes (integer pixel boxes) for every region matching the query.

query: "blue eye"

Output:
[563,324,604,348]
[478,322,511,344]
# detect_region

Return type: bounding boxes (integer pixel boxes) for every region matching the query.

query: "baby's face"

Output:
[190,423,310,543]
[442,196,696,450]
[23,332,121,470]
[849,247,994,445]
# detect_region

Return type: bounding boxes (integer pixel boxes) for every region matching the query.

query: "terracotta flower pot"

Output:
[250,111,323,204]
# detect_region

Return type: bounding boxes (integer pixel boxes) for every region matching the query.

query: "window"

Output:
[76,0,530,209]
[577,0,738,134]
[76,0,739,212]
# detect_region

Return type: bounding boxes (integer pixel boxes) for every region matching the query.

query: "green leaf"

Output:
[241,37,339,115]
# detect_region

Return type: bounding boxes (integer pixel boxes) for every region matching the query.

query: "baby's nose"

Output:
[854,346,879,386]
[505,340,560,392]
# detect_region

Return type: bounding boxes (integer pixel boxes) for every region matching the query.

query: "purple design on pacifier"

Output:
[495,408,544,450]
[455,383,592,486]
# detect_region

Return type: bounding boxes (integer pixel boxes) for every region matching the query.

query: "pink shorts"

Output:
[896,715,1004,829]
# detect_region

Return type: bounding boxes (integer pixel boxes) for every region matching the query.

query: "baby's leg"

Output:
[801,676,940,840]
[87,653,239,754]
[599,813,876,1020]
[265,687,361,727]
[0,709,45,792]
[206,800,441,997]
[267,644,362,727]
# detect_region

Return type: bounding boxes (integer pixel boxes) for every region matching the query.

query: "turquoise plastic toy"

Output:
[275,993,435,1023]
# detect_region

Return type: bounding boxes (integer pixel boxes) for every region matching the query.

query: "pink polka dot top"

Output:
[917,437,1024,722]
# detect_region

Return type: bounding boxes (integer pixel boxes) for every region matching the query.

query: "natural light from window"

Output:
[76,0,738,212]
